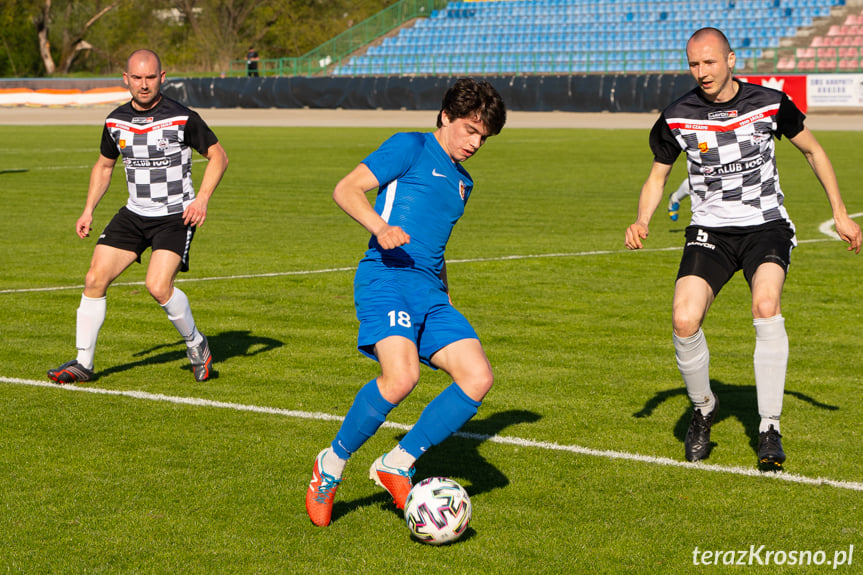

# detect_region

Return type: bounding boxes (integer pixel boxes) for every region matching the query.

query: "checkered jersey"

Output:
[100,97,218,217]
[650,80,805,229]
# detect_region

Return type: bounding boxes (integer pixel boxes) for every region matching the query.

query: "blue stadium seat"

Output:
[336,0,827,76]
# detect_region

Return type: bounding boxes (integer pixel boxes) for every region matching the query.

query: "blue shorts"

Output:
[354,263,478,367]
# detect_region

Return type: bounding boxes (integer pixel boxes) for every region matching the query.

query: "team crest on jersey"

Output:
[698,142,709,153]
[156,138,169,150]
[132,116,154,124]
[119,139,126,149]
[458,180,466,200]
[707,110,738,120]
[751,132,771,145]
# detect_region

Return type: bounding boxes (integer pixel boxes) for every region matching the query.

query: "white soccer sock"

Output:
[75,294,106,370]
[161,287,203,347]
[322,448,348,478]
[671,179,690,203]
[754,314,787,433]
[386,445,418,470]
[674,329,715,414]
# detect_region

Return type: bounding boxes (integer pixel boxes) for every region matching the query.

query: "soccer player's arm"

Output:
[787,126,861,254]
[78,127,119,239]
[183,115,228,227]
[333,162,410,250]
[625,116,678,250]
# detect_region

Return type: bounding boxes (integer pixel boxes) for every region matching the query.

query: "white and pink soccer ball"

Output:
[404,477,472,545]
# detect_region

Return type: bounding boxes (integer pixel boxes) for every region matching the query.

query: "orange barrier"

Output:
[0,87,128,106]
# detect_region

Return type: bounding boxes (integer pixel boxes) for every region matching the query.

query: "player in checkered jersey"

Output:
[48,49,228,384]
[625,28,861,469]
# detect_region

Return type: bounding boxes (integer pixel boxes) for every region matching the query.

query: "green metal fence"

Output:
[229,48,863,77]
[230,0,450,77]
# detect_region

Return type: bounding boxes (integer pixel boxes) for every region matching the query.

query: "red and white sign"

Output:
[738,75,808,113]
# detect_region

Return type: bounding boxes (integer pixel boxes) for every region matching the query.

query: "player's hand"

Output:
[625,222,649,250]
[76,214,93,239]
[182,198,208,227]
[375,224,410,250]
[834,214,862,254]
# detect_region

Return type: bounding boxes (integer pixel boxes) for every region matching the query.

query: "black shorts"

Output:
[97,206,196,272]
[677,221,796,296]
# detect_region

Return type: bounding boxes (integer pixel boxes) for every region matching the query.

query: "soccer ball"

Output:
[404,477,472,545]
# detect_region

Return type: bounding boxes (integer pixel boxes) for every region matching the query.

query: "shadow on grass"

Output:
[97,329,284,379]
[331,409,541,524]
[633,379,838,460]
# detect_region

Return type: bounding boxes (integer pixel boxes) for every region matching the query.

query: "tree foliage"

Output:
[0,0,398,77]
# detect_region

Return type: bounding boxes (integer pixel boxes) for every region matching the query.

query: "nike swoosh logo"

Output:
[432,169,447,178]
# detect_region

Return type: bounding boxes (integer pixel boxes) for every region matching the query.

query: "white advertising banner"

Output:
[807,74,863,108]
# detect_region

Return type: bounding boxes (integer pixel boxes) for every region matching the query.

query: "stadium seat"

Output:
[332,0,839,76]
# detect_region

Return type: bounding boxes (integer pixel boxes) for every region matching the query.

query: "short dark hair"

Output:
[436,78,507,136]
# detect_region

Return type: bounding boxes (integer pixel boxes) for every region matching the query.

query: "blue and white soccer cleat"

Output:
[668,193,680,222]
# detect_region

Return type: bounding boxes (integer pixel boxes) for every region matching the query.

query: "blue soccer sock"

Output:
[331,379,397,460]
[399,383,482,459]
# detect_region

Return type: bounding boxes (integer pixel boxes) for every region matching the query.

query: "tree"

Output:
[0,0,403,77]
[32,0,123,75]
[0,0,42,76]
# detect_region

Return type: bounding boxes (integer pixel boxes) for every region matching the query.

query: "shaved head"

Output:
[123,49,165,111]
[126,49,162,74]
[687,28,733,57]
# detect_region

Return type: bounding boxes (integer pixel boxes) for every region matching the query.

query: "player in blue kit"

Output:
[306,78,506,527]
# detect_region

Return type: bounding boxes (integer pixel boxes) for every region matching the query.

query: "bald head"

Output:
[123,49,165,111]
[685,27,738,103]
[126,49,162,74]
[687,28,733,58]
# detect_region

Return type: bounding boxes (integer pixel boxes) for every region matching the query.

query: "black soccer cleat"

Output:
[47,359,95,384]
[685,395,719,462]
[758,425,785,471]
[186,334,213,382]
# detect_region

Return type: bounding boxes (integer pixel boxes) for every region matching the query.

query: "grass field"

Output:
[1,121,862,574]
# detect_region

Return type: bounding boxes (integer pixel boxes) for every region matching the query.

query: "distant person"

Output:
[625,28,860,469]
[305,78,506,527]
[48,49,229,384]
[667,178,691,222]
[246,46,260,77]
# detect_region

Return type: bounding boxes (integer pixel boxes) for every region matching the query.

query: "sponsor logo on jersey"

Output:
[124,158,171,168]
[702,156,764,176]
[707,110,738,120]
[432,168,447,178]
[132,116,154,124]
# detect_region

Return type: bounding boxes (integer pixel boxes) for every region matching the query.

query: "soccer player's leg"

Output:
[48,243,137,384]
[748,255,790,469]
[667,178,690,221]
[674,233,733,461]
[150,219,212,381]
[307,278,417,524]
[366,336,423,510]
[673,276,718,462]
[371,305,490,509]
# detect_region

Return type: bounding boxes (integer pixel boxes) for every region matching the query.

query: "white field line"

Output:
[4,158,209,173]
[0,238,837,296]
[2,375,862,493]
[818,212,863,240]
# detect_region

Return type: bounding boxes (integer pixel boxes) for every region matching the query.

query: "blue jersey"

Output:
[360,132,473,281]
